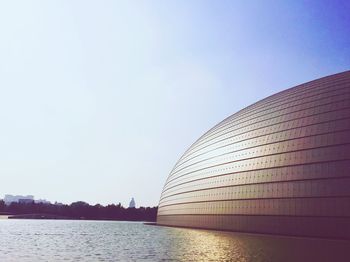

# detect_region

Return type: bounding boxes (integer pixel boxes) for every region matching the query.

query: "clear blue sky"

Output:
[0,1,349,206]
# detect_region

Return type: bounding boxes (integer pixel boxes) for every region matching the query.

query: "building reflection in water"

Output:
[165,227,350,262]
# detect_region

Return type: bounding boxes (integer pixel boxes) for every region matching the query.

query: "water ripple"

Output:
[0,220,349,261]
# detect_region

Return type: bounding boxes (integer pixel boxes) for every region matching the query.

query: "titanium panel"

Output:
[157,71,350,239]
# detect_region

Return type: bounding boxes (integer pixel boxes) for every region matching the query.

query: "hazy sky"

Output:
[0,1,349,207]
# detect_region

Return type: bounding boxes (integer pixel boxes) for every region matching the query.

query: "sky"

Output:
[0,1,349,207]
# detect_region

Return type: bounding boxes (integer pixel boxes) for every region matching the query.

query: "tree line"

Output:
[0,200,158,222]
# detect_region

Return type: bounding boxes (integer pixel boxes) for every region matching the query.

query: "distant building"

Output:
[35,199,51,205]
[18,199,34,204]
[4,195,34,205]
[129,197,135,208]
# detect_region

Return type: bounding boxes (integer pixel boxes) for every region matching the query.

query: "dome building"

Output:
[157,71,350,239]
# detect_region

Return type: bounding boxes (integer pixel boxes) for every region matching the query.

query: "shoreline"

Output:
[1,213,155,223]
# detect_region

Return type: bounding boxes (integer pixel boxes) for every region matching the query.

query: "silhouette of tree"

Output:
[0,200,157,221]
[0,200,5,212]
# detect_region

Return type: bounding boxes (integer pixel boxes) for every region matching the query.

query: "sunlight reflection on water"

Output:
[0,220,348,261]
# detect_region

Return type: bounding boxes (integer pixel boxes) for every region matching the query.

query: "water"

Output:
[0,220,349,262]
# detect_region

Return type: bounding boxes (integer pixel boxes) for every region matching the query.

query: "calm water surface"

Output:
[0,220,349,261]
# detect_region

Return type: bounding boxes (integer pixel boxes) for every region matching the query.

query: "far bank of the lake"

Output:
[0,201,158,222]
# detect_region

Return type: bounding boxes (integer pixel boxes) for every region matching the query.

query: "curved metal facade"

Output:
[157,71,350,239]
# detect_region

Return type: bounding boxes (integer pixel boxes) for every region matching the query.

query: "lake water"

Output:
[0,219,349,261]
